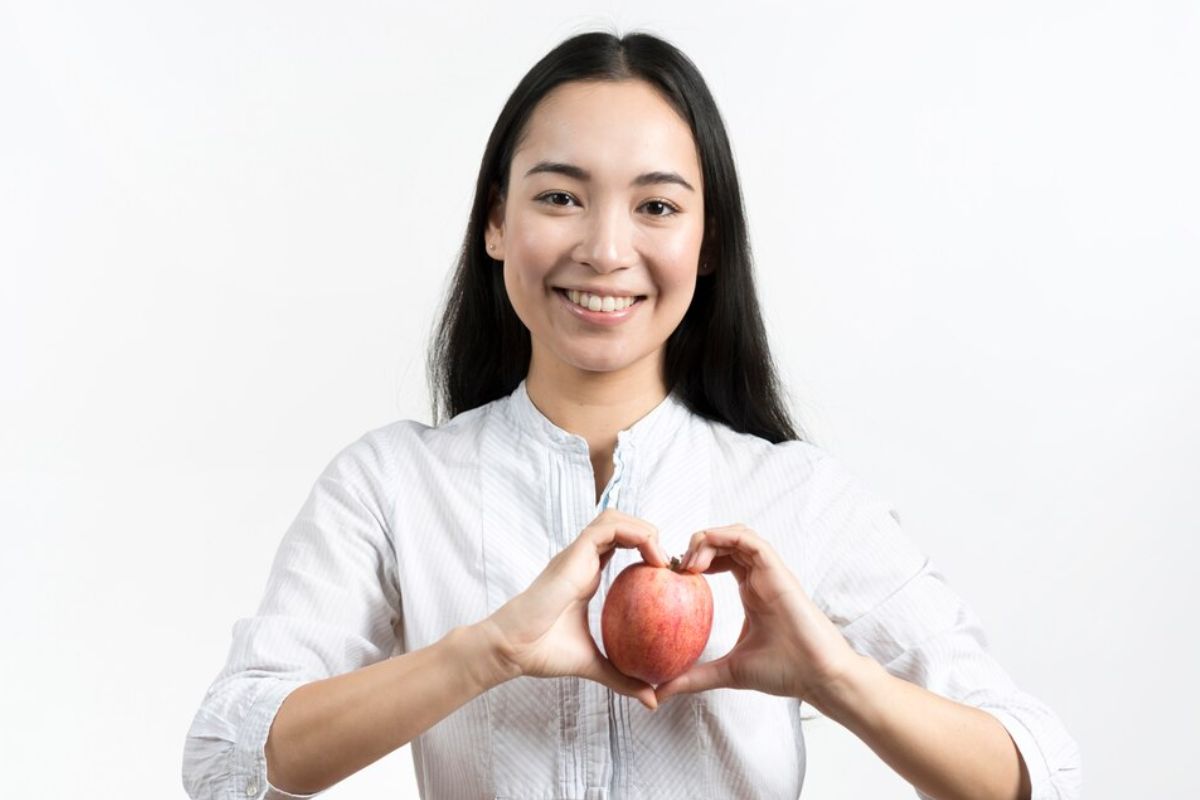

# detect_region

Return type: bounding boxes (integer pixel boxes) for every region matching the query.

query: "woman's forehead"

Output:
[512,80,701,185]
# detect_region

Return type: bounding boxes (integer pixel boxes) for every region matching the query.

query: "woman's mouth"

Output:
[554,288,647,326]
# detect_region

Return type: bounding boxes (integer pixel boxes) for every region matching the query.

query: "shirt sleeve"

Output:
[801,450,1083,800]
[182,430,404,800]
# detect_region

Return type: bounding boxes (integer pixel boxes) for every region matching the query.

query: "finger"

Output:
[581,653,659,711]
[684,543,756,576]
[594,508,658,540]
[599,548,616,571]
[596,511,664,560]
[691,546,753,578]
[683,525,773,572]
[588,520,667,568]
[683,525,742,558]
[699,554,747,582]
[655,655,735,703]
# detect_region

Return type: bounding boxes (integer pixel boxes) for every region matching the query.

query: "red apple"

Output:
[601,557,714,686]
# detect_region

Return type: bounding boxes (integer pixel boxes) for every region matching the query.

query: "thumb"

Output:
[581,653,659,711]
[655,655,734,703]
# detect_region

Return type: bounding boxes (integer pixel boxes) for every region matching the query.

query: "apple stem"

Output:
[669,555,683,571]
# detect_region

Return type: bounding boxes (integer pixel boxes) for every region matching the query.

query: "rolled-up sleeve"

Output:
[182,431,404,799]
[802,452,1082,800]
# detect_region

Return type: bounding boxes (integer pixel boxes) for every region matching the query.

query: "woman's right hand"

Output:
[481,509,668,709]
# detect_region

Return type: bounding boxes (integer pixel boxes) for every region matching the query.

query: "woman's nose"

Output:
[572,205,638,272]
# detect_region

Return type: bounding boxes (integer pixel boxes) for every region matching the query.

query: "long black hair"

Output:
[427,30,806,444]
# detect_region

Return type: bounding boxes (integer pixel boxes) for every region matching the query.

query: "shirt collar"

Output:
[503,377,690,455]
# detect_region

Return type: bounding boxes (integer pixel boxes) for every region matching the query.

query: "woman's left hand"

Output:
[655,524,864,706]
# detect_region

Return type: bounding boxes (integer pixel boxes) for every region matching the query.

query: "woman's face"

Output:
[487,79,707,383]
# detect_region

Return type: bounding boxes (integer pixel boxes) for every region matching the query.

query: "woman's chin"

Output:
[566,358,633,375]
[531,332,662,377]
[552,347,641,375]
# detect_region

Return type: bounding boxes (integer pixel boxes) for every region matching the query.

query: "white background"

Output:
[2,1,1197,797]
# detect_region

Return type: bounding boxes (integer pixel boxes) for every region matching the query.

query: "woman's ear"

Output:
[485,186,506,260]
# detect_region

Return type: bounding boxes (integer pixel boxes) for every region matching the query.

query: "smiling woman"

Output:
[488,78,707,408]
[183,30,1081,800]
[427,31,802,510]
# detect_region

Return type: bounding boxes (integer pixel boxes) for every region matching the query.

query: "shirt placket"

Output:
[551,441,614,799]
[551,433,637,799]
[593,437,635,799]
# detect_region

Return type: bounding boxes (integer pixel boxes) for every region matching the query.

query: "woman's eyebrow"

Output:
[633,170,695,192]
[524,161,589,181]
[523,161,695,192]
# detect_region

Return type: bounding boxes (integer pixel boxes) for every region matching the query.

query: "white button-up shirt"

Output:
[183,379,1081,799]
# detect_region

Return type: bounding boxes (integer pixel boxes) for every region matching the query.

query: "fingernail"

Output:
[682,552,695,571]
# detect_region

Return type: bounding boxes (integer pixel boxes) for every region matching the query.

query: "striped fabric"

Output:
[182,378,1081,799]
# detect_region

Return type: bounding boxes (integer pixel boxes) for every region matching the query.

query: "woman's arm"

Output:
[183,423,665,798]
[264,507,665,796]
[809,654,1031,800]
[657,522,1073,800]
[264,622,515,795]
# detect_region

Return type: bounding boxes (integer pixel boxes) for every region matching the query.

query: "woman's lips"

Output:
[554,288,646,326]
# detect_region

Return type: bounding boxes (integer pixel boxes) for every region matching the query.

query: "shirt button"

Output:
[245,780,258,796]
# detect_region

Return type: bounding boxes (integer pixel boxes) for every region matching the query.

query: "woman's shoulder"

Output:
[330,401,498,476]
[703,416,832,480]
[701,419,895,515]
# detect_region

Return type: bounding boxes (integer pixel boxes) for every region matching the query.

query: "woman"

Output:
[183,31,1081,800]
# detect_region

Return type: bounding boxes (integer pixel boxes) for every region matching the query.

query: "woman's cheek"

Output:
[647,228,704,277]
[511,211,575,263]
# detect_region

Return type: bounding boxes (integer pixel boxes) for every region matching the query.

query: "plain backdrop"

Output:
[2,1,1197,797]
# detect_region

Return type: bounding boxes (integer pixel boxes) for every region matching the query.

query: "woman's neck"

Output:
[524,355,668,479]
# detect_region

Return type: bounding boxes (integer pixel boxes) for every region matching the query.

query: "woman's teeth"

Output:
[565,289,637,312]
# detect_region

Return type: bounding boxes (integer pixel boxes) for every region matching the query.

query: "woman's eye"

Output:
[538,192,578,207]
[641,200,678,217]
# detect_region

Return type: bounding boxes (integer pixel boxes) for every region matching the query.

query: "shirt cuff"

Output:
[232,678,319,799]
[265,780,320,800]
[978,707,1052,800]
